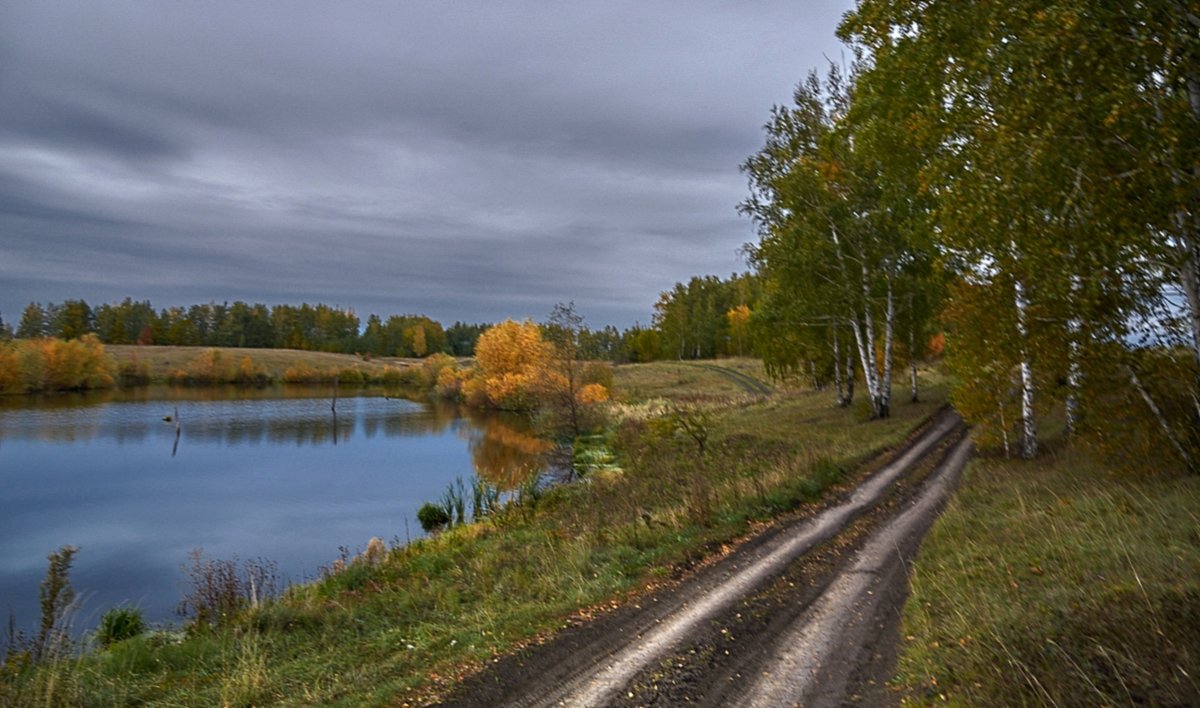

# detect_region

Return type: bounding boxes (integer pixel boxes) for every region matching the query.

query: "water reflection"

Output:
[0,387,552,631]
[0,386,550,485]
[457,407,554,487]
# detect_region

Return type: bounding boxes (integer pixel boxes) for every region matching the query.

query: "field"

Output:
[104,344,422,381]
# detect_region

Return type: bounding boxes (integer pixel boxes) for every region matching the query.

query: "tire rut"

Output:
[616,429,969,706]
[686,363,774,396]
[439,408,964,708]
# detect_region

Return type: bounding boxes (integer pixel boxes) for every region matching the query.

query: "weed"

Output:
[177,550,281,628]
[35,546,78,662]
[95,607,146,648]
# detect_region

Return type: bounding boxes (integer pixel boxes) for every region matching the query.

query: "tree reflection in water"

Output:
[0,386,551,485]
[456,405,553,489]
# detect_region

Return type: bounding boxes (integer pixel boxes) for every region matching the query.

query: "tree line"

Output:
[3,298,492,359]
[742,1,1198,469]
[1,281,768,364]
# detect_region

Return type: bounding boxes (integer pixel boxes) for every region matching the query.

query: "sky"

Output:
[0,1,856,330]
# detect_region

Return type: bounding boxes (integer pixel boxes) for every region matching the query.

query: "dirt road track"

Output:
[441,409,968,707]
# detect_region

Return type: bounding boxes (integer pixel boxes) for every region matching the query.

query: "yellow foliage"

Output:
[435,365,467,399]
[0,345,22,393]
[421,352,457,387]
[470,320,552,410]
[0,335,114,393]
[577,383,610,404]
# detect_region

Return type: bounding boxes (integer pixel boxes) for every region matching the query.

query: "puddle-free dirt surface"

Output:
[440,409,969,707]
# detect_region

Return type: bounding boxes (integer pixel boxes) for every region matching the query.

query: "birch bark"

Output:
[1013,275,1038,459]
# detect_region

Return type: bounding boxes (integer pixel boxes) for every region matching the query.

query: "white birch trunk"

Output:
[1013,275,1038,459]
[845,340,855,406]
[851,316,879,417]
[880,276,895,419]
[1065,271,1083,436]
[832,327,845,407]
[1181,238,1200,371]
[907,291,919,403]
[860,264,881,418]
[1128,366,1194,472]
[910,323,919,403]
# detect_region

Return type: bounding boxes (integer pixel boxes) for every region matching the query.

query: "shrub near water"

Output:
[0,336,114,394]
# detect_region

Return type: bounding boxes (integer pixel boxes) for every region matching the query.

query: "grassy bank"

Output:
[105,344,425,384]
[894,449,1200,705]
[1,361,947,706]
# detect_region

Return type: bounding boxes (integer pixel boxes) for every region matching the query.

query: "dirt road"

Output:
[442,409,969,707]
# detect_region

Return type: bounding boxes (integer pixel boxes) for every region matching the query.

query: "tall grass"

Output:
[895,450,1200,705]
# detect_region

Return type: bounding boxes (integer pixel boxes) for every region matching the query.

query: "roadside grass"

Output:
[1,361,947,706]
[895,448,1200,706]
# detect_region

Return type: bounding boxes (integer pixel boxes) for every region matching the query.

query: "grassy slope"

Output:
[0,360,948,706]
[104,344,421,381]
[894,449,1200,705]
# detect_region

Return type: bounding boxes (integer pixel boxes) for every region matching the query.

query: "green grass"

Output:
[895,449,1200,706]
[0,360,948,706]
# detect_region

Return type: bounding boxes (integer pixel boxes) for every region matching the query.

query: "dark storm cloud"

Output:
[0,1,856,327]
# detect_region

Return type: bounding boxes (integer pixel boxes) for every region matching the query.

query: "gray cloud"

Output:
[0,0,855,329]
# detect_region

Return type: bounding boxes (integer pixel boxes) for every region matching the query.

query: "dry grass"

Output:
[105,345,421,382]
[895,448,1200,706]
[612,358,775,401]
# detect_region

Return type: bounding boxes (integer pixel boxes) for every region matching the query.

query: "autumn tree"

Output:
[841,0,1199,466]
[466,319,553,410]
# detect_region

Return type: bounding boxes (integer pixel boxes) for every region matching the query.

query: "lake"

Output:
[0,386,548,637]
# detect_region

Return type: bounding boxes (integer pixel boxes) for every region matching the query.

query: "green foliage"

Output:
[96,607,146,648]
[650,273,761,361]
[837,0,1200,460]
[416,502,451,533]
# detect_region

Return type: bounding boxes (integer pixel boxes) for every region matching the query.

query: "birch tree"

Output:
[842,0,1199,466]
[742,64,938,418]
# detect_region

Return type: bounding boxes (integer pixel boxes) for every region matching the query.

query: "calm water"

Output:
[0,386,547,635]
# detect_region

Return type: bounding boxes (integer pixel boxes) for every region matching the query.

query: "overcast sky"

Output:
[0,1,855,329]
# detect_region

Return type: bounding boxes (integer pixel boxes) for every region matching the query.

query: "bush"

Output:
[96,607,146,647]
[232,357,270,387]
[421,353,457,387]
[416,502,451,533]
[582,361,614,391]
[117,359,151,387]
[0,336,115,393]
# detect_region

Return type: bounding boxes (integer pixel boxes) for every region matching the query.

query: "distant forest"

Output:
[0,274,760,363]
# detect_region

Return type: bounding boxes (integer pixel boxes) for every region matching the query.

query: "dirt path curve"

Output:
[441,409,966,708]
[687,363,775,396]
